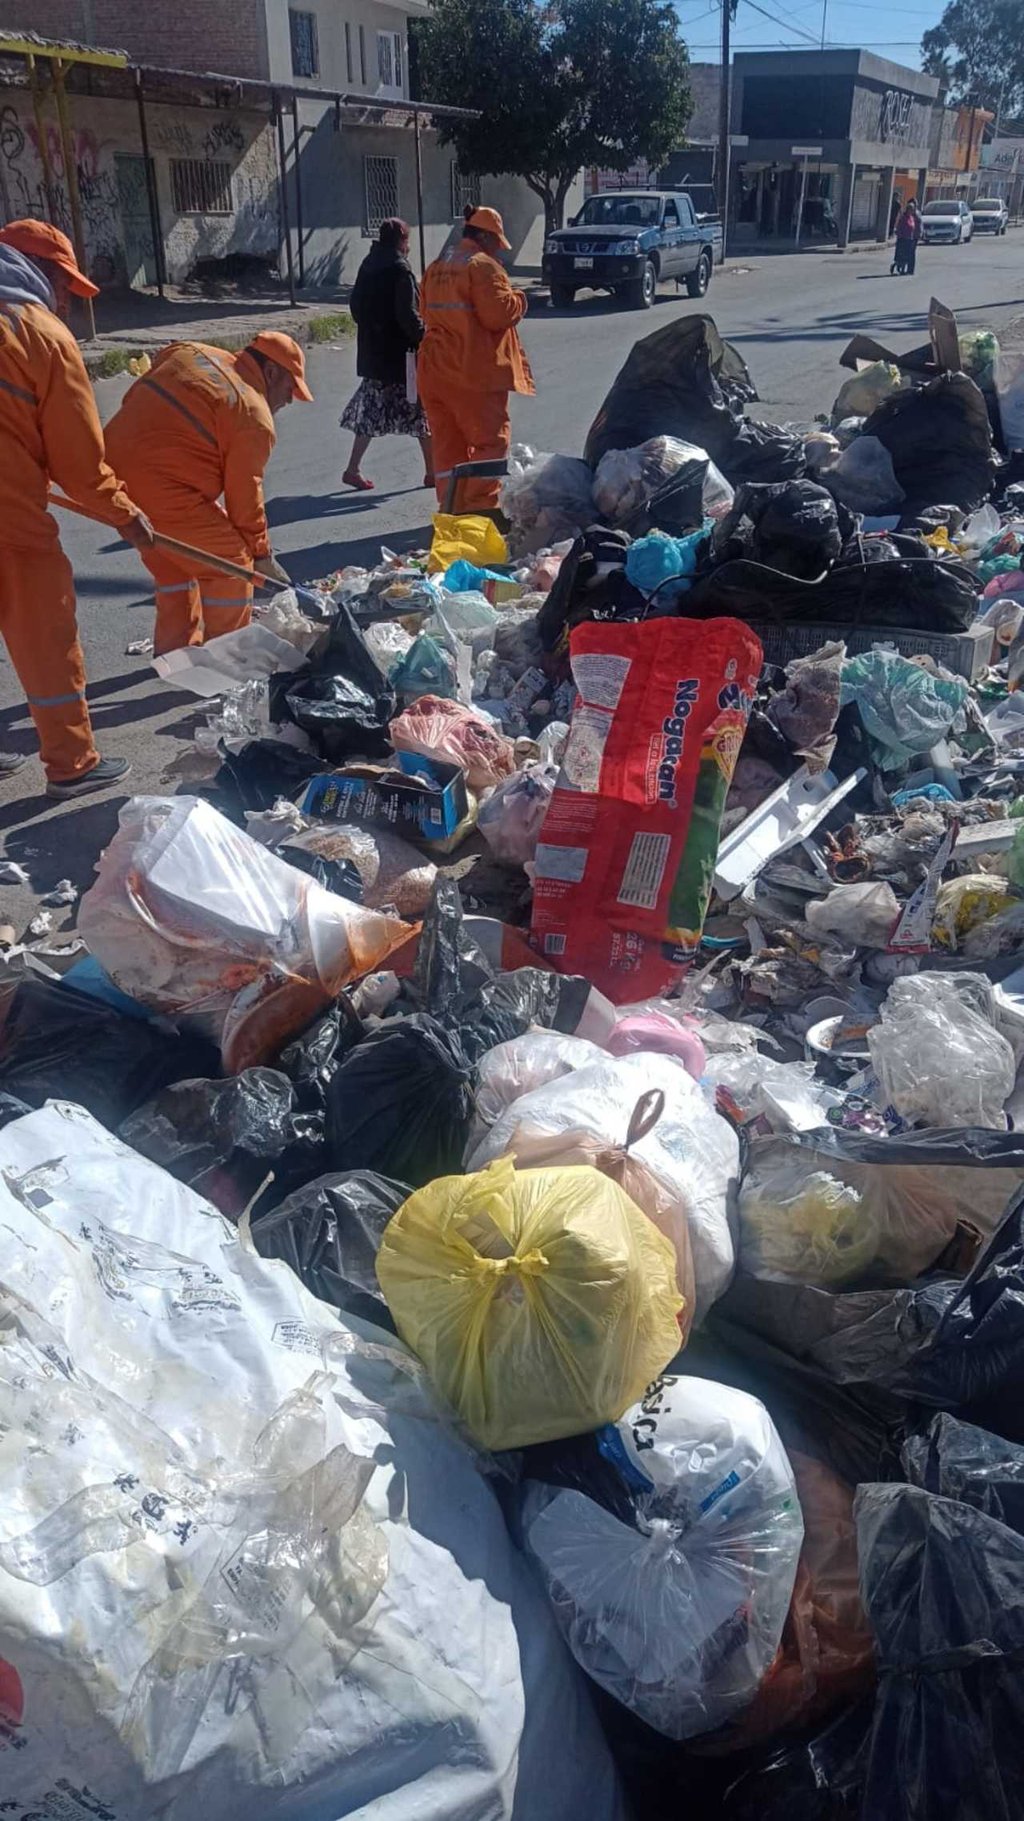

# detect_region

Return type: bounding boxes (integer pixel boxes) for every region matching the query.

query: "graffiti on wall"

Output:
[0,103,121,279]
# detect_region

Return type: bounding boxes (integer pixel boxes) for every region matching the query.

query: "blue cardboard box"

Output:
[302,750,468,843]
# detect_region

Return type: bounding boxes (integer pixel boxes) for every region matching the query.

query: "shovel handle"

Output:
[49,491,277,591]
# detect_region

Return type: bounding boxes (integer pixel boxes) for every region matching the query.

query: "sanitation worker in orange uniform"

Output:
[105,331,313,657]
[419,205,534,512]
[0,219,154,798]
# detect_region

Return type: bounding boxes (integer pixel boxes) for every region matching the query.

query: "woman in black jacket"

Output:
[341,217,433,491]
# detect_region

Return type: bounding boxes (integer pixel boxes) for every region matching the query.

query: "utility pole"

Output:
[718,0,737,256]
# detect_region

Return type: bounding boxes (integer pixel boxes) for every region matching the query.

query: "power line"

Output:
[738,0,823,45]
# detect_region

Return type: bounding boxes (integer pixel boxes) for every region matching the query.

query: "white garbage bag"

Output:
[0,1102,626,1820]
[521,1374,804,1739]
[78,795,406,1072]
[467,1052,738,1318]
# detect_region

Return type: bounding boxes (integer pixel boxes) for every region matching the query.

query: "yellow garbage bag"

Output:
[376,1156,683,1451]
[428,513,509,574]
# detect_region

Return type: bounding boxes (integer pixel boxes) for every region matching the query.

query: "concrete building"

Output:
[0,2,559,289]
[729,49,938,245]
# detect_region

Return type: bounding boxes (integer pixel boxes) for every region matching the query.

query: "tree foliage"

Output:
[415,0,693,230]
[922,0,1024,119]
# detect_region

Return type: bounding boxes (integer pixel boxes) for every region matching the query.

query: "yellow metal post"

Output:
[51,58,96,341]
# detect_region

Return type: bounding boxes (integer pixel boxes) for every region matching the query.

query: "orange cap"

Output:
[467,206,512,251]
[248,329,313,401]
[0,218,99,297]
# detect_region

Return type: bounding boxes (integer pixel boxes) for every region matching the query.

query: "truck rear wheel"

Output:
[550,284,576,307]
[685,250,713,297]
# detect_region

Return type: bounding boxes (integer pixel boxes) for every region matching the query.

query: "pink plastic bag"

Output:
[605,1009,706,1079]
[390,694,516,790]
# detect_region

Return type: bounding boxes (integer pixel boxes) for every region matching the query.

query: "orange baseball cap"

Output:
[0,218,99,297]
[248,330,314,401]
[467,206,511,251]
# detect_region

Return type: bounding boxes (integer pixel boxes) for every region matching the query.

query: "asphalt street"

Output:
[1,231,1023,929]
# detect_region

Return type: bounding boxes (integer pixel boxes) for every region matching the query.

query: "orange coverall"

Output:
[0,277,141,782]
[104,342,276,656]
[418,238,535,512]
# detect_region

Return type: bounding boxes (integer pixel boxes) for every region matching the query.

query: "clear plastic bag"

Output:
[500,445,595,553]
[703,1053,844,1133]
[377,1155,682,1450]
[520,1374,803,1740]
[283,821,437,918]
[478,761,558,867]
[592,435,734,526]
[467,1052,738,1319]
[825,434,904,514]
[805,881,900,947]
[390,693,516,789]
[868,972,1016,1129]
[739,1147,877,1286]
[830,361,905,425]
[469,1031,608,1153]
[840,647,968,768]
[78,795,406,1072]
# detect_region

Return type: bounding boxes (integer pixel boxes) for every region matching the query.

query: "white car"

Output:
[972,196,1009,235]
[920,198,974,244]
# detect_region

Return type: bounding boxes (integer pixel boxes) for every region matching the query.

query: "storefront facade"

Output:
[730,50,938,245]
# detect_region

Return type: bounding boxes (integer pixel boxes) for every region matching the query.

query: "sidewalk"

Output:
[77,281,353,375]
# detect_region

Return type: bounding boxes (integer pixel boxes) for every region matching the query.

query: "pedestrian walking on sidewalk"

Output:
[419,205,535,514]
[892,199,921,275]
[0,219,154,798]
[105,332,312,656]
[341,217,433,492]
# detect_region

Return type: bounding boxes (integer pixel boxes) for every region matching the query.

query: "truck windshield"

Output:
[576,195,663,228]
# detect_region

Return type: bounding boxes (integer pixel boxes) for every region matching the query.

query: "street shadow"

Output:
[266,488,412,529]
[2,794,128,892]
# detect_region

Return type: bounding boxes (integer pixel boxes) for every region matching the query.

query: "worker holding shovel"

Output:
[0,220,155,799]
[105,331,312,657]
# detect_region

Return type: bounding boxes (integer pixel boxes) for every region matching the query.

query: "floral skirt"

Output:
[340,376,428,438]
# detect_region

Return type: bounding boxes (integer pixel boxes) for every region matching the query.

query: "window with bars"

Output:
[289,9,319,78]
[170,158,234,216]
[450,162,481,219]
[376,29,404,95]
[364,154,398,234]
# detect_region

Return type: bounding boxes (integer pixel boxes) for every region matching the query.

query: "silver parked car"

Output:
[972,196,1009,234]
[920,198,974,244]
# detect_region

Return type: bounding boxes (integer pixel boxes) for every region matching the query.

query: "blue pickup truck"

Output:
[542,190,723,310]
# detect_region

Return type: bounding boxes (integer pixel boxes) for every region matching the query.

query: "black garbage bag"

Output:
[719,1272,956,1386]
[324,1012,473,1187]
[883,1182,1024,1440]
[278,842,364,902]
[207,738,328,822]
[686,547,978,632]
[121,1067,317,1220]
[251,1169,409,1329]
[270,602,395,762]
[902,1412,1024,1536]
[713,481,845,579]
[863,371,997,515]
[0,978,218,1131]
[534,526,642,653]
[276,996,363,1134]
[721,1699,872,1820]
[854,1481,1024,1820]
[584,313,805,483]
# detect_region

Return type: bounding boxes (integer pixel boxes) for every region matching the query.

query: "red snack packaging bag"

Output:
[530,615,761,1002]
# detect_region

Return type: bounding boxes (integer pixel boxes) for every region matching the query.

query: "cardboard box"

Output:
[302,751,468,843]
[747,616,993,681]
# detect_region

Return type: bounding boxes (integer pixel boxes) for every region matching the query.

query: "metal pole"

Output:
[27,55,58,223]
[413,108,426,276]
[842,160,856,246]
[291,95,305,287]
[52,60,96,340]
[794,154,809,246]
[133,69,166,297]
[274,93,296,305]
[717,0,733,257]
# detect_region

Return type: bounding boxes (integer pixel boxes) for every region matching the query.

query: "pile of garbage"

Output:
[7,305,1024,1816]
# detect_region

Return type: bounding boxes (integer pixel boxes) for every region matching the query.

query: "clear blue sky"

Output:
[674,0,948,69]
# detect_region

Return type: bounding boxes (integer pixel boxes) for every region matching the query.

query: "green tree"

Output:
[415,0,692,233]
[922,0,1024,119]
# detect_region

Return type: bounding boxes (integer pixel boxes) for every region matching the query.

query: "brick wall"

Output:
[0,0,271,79]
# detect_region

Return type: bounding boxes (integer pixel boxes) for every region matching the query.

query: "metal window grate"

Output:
[450,162,481,220]
[289,8,319,78]
[170,158,233,216]
[364,153,398,235]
